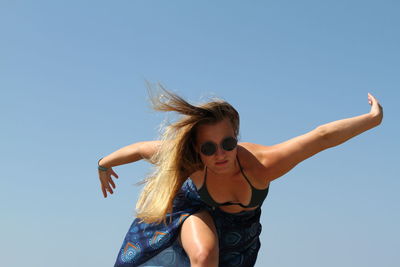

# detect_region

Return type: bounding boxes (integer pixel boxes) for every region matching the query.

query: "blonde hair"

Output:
[136,82,240,224]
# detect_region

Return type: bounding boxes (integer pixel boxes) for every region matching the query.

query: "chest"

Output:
[190,169,269,213]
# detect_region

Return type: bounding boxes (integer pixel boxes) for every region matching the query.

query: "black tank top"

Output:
[197,154,270,209]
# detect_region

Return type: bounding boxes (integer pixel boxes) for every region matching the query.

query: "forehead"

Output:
[195,118,235,143]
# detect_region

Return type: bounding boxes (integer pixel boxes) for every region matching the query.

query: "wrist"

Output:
[369,111,383,126]
[98,157,109,171]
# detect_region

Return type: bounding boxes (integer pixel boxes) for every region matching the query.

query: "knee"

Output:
[190,244,218,266]
[180,210,219,266]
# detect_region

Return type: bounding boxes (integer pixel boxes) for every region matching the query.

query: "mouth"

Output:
[215,160,228,166]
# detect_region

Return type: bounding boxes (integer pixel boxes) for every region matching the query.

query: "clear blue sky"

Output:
[1,1,399,266]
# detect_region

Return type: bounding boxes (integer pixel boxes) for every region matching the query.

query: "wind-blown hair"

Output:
[136,82,240,224]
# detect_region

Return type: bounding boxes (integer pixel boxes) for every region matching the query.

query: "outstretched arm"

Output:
[261,93,383,182]
[98,141,161,198]
[99,140,162,168]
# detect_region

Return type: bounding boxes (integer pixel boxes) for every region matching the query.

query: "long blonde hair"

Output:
[136,82,240,224]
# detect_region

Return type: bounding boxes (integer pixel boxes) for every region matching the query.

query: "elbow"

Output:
[316,126,333,149]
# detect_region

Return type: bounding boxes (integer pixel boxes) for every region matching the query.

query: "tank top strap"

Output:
[236,154,254,188]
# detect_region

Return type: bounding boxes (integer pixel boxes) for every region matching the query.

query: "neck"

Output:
[207,157,241,178]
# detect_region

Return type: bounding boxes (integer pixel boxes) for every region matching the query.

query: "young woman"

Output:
[98,86,383,267]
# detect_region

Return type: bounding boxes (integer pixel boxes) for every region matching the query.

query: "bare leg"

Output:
[179,210,219,267]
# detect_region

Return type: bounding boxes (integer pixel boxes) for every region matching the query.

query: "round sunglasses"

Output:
[200,136,238,156]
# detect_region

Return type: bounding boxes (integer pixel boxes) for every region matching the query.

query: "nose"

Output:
[215,145,226,157]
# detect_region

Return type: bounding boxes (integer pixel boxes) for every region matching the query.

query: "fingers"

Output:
[109,178,116,189]
[105,181,114,194]
[101,182,114,197]
[111,169,119,179]
[99,171,117,198]
[368,92,375,101]
[101,185,107,198]
[100,182,111,198]
[368,92,379,102]
[367,93,383,123]
[367,92,379,105]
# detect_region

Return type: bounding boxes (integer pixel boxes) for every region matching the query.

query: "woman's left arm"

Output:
[258,93,383,182]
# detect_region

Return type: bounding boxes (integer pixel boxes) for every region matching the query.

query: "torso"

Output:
[189,143,271,214]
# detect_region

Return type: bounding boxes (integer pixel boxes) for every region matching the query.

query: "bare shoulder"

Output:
[241,127,328,182]
[237,142,271,186]
[238,142,274,166]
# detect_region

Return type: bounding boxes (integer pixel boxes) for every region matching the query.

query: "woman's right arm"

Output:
[98,141,161,198]
[99,140,162,168]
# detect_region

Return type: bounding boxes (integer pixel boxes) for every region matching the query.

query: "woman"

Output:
[98,85,383,267]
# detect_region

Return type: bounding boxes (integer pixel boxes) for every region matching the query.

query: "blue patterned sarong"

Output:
[114,178,263,267]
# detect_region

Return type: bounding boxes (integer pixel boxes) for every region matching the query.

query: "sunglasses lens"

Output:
[201,142,216,156]
[222,137,237,151]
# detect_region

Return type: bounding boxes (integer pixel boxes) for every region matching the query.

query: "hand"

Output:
[98,167,119,198]
[368,92,383,124]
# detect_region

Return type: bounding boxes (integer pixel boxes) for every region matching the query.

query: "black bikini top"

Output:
[197,155,270,209]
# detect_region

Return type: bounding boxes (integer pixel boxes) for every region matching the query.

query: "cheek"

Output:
[199,154,210,164]
[227,148,238,158]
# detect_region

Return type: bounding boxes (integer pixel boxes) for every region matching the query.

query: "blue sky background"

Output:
[1,1,399,266]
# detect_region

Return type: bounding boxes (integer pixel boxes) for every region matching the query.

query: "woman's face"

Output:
[195,118,238,174]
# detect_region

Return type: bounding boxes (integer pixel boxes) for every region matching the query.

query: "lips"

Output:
[215,160,228,165]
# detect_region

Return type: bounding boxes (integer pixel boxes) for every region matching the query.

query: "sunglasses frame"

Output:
[199,136,238,156]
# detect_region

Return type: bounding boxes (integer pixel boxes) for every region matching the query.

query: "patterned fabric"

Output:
[114,178,264,267]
